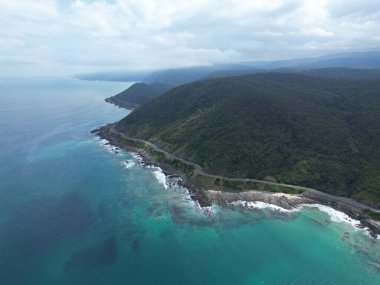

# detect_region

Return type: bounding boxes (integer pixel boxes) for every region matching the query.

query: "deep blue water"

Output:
[0,77,379,285]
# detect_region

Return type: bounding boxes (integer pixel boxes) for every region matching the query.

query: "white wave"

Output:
[187,197,217,215]
[229,200,371,234]
[97,138,108,146]
[97,138,119,153]
[163,177,216,215]
[230,200,298,213]
[362,230,380,240]
[152,167,168,189]
[130,152,144,165]
[202,205,217,215]
[182,192,192,201]
[121,160,135,169]
[300,204,365,230]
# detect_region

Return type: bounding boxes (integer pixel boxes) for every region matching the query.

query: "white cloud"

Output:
[0,0,379,75]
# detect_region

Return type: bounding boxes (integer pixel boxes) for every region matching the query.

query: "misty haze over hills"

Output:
[77,50,380,85]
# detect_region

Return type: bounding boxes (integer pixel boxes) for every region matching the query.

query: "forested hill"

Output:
[115,73,380,206]
[301,68,380,80]
[105,83,171,109]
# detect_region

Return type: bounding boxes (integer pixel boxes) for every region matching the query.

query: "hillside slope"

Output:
[105,83,171,109]
[115,73,380,206]
[301,68,380,80]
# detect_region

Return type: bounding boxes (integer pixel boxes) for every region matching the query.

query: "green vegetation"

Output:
[109,133,196,176]
[105,82,172,109]
[363,209,380,221]
[301,68,380,80]
[106,127,304,194]
[105,68,380,110]
[115,73,380,207]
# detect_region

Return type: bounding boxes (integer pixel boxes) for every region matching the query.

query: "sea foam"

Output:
[230,200,298,213]
[230,200,371,234]
[152,167,168,189]
[301,204,364,229]
[130,153,144,166]
[97,138,119,153]
[121,160,135,169]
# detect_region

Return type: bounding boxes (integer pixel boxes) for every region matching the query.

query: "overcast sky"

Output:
[1,0,380,76]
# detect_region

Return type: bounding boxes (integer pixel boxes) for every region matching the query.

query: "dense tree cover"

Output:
[115,73,380,207]
[301,68,380,80]
[206,68,380,81]
[106,68,380,110]
[105,82,171,108]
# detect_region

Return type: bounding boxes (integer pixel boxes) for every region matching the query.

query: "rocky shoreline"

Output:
[92,125,211,207]
[104,97,138,110]
[92,124,380,238]
[206,190,314,209]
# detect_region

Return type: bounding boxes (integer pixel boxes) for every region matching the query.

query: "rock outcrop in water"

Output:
[64,237,117,272]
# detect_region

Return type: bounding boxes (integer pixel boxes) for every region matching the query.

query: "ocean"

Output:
[0,77,379,285]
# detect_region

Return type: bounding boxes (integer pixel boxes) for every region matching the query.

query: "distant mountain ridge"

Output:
[145,51,380,85]
[105,67,380,109]
[77,50,380,84]
[87,50,380,111]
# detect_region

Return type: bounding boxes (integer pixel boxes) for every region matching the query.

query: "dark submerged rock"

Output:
[64,237,117,272]
[2,191,94,256]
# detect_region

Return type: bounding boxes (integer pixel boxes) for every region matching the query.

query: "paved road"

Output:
[110,127,380,213]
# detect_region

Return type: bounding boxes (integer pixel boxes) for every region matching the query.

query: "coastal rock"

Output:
[206,190,313,210]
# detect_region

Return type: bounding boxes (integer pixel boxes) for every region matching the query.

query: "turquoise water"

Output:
[0,77,379,285]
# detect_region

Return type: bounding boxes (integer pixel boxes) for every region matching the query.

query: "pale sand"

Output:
[206,190,313,210]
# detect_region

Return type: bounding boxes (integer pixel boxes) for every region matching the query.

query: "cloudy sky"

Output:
[1,0,380,76]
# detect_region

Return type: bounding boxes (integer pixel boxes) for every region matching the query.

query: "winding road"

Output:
[110,126,380,213]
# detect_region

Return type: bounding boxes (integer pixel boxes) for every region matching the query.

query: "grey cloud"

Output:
[0,0,380,76]
[327,0,380,19]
